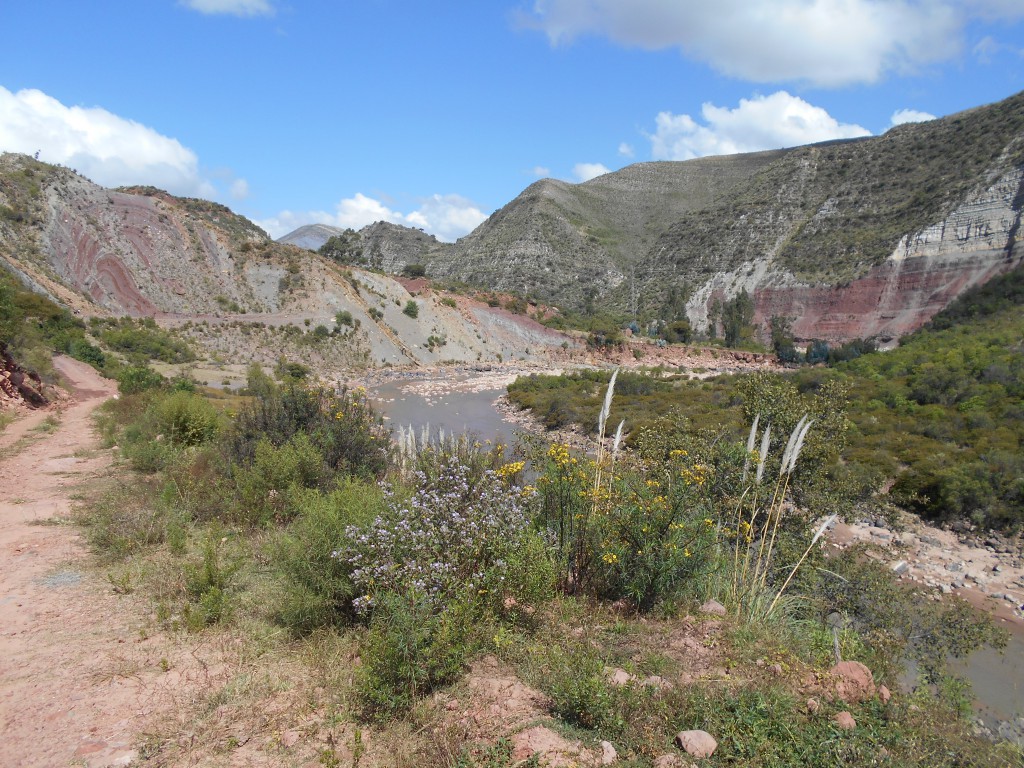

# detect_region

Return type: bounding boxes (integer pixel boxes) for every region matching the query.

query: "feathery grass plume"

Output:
[597,368,619,440]
[779,415,807,477]
[742,414,760,482]
[611,419,624,461]
[767,514,837,615]
[755,423,771,485]
[786,418,814,475]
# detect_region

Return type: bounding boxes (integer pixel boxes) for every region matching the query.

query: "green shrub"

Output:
[274,481,384,632]
[117,365,166,394]
[356,591,470,720]
[402,300,419,318]
[184,530,239,628]
[227,384,391,482]
[153,391,221,447]
[234,433,329,525]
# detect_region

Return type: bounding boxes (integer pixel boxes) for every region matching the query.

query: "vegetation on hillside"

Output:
[78,365,1017,765]
[510,266,1024,532]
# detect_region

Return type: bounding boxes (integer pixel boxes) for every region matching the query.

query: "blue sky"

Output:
[1,1,1023,241]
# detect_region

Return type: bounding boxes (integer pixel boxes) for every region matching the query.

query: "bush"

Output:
[274,481,385,632]
[356,591,470,720]
[233,434,329,524]
[153,391,221,447]
[117,365,166,395]
[402,300,419,318]
[345,455,544,615]
[227,384,391,482]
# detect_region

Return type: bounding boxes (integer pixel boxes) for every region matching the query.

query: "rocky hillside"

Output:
[320,91,1024,342]
[0,153,577,370]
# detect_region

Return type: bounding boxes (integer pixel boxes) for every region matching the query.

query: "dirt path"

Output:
[0,357,150,768]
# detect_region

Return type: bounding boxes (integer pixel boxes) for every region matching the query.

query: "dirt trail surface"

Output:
[0,357,144,768]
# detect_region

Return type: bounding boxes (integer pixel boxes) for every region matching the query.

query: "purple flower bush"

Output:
[344,455,540,615]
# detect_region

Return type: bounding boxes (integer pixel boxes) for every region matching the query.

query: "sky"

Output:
[1,1,1023,242]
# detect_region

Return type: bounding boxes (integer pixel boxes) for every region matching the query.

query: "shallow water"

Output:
[369,376,520,446]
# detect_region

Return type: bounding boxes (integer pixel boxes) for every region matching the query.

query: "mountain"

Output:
[277,223,349,250]
[0,153,576,370]
[344,91,1024,342]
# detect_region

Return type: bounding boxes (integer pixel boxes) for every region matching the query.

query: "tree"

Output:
[722,290,754,347]
[403,300,419,319]
[770,315,801,363]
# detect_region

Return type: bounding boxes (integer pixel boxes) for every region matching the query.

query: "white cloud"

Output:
[0,86,218,198]
[531,165,551,177]
[647,91,870,161]
[973,35,1024,63]
[618,142,634,158]
[525,0,980,87]
[890,108,936,126]
[182,0,274,17]
[230,178,250,199]
[257,192,487,243]
[573,162,611,181]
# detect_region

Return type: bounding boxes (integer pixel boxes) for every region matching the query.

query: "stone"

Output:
[700,599,727,616]
[674,730,718,758]
[828,661,876,704]
[834,711,857,730]
[511,726,587,767]
[653,755,687,768]
[878,685,891,704]
[891,560,910,576]
[608,668,634,686]
[768,663,783,676]
[806,698,820,714]
[600,740,617,765]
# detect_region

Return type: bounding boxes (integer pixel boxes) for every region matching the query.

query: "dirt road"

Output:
[0,357,148,767]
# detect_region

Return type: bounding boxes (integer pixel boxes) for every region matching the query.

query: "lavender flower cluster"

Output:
[342,457,530,614]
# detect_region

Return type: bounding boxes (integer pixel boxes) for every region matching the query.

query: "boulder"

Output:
[674,730,718,758]
[699,599,727,616]
[834,711,857,730]
[828,660,876,704]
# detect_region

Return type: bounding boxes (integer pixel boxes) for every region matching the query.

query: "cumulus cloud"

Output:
[890,108,937,126]
[647,91,870,161]
[531,165,551,177]
[524,0,988,87]
[0,86,219,198]
[618,142,634,158]
[181,0,274,17]
[257,192,487,243]
[573,162,611,181]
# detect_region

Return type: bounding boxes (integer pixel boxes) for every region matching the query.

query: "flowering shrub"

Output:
[593,454,718,609]
[345,455,547,615]
[227,384,391,481]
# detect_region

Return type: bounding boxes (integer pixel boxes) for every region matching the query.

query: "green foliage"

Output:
[116,365,166,394]
[402,299,419,318]
[722,289,755,347]
[440,296,458,309]
[184,530,239,628]
[402,263,426,278]
[356,591,471,720]
[335,310,354,327]
[273,481,384,632]
[233,434,329,524]
[153,390,221,447]
[94,317,195,364]
[319,230,364,264]
[227,384,391,483]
